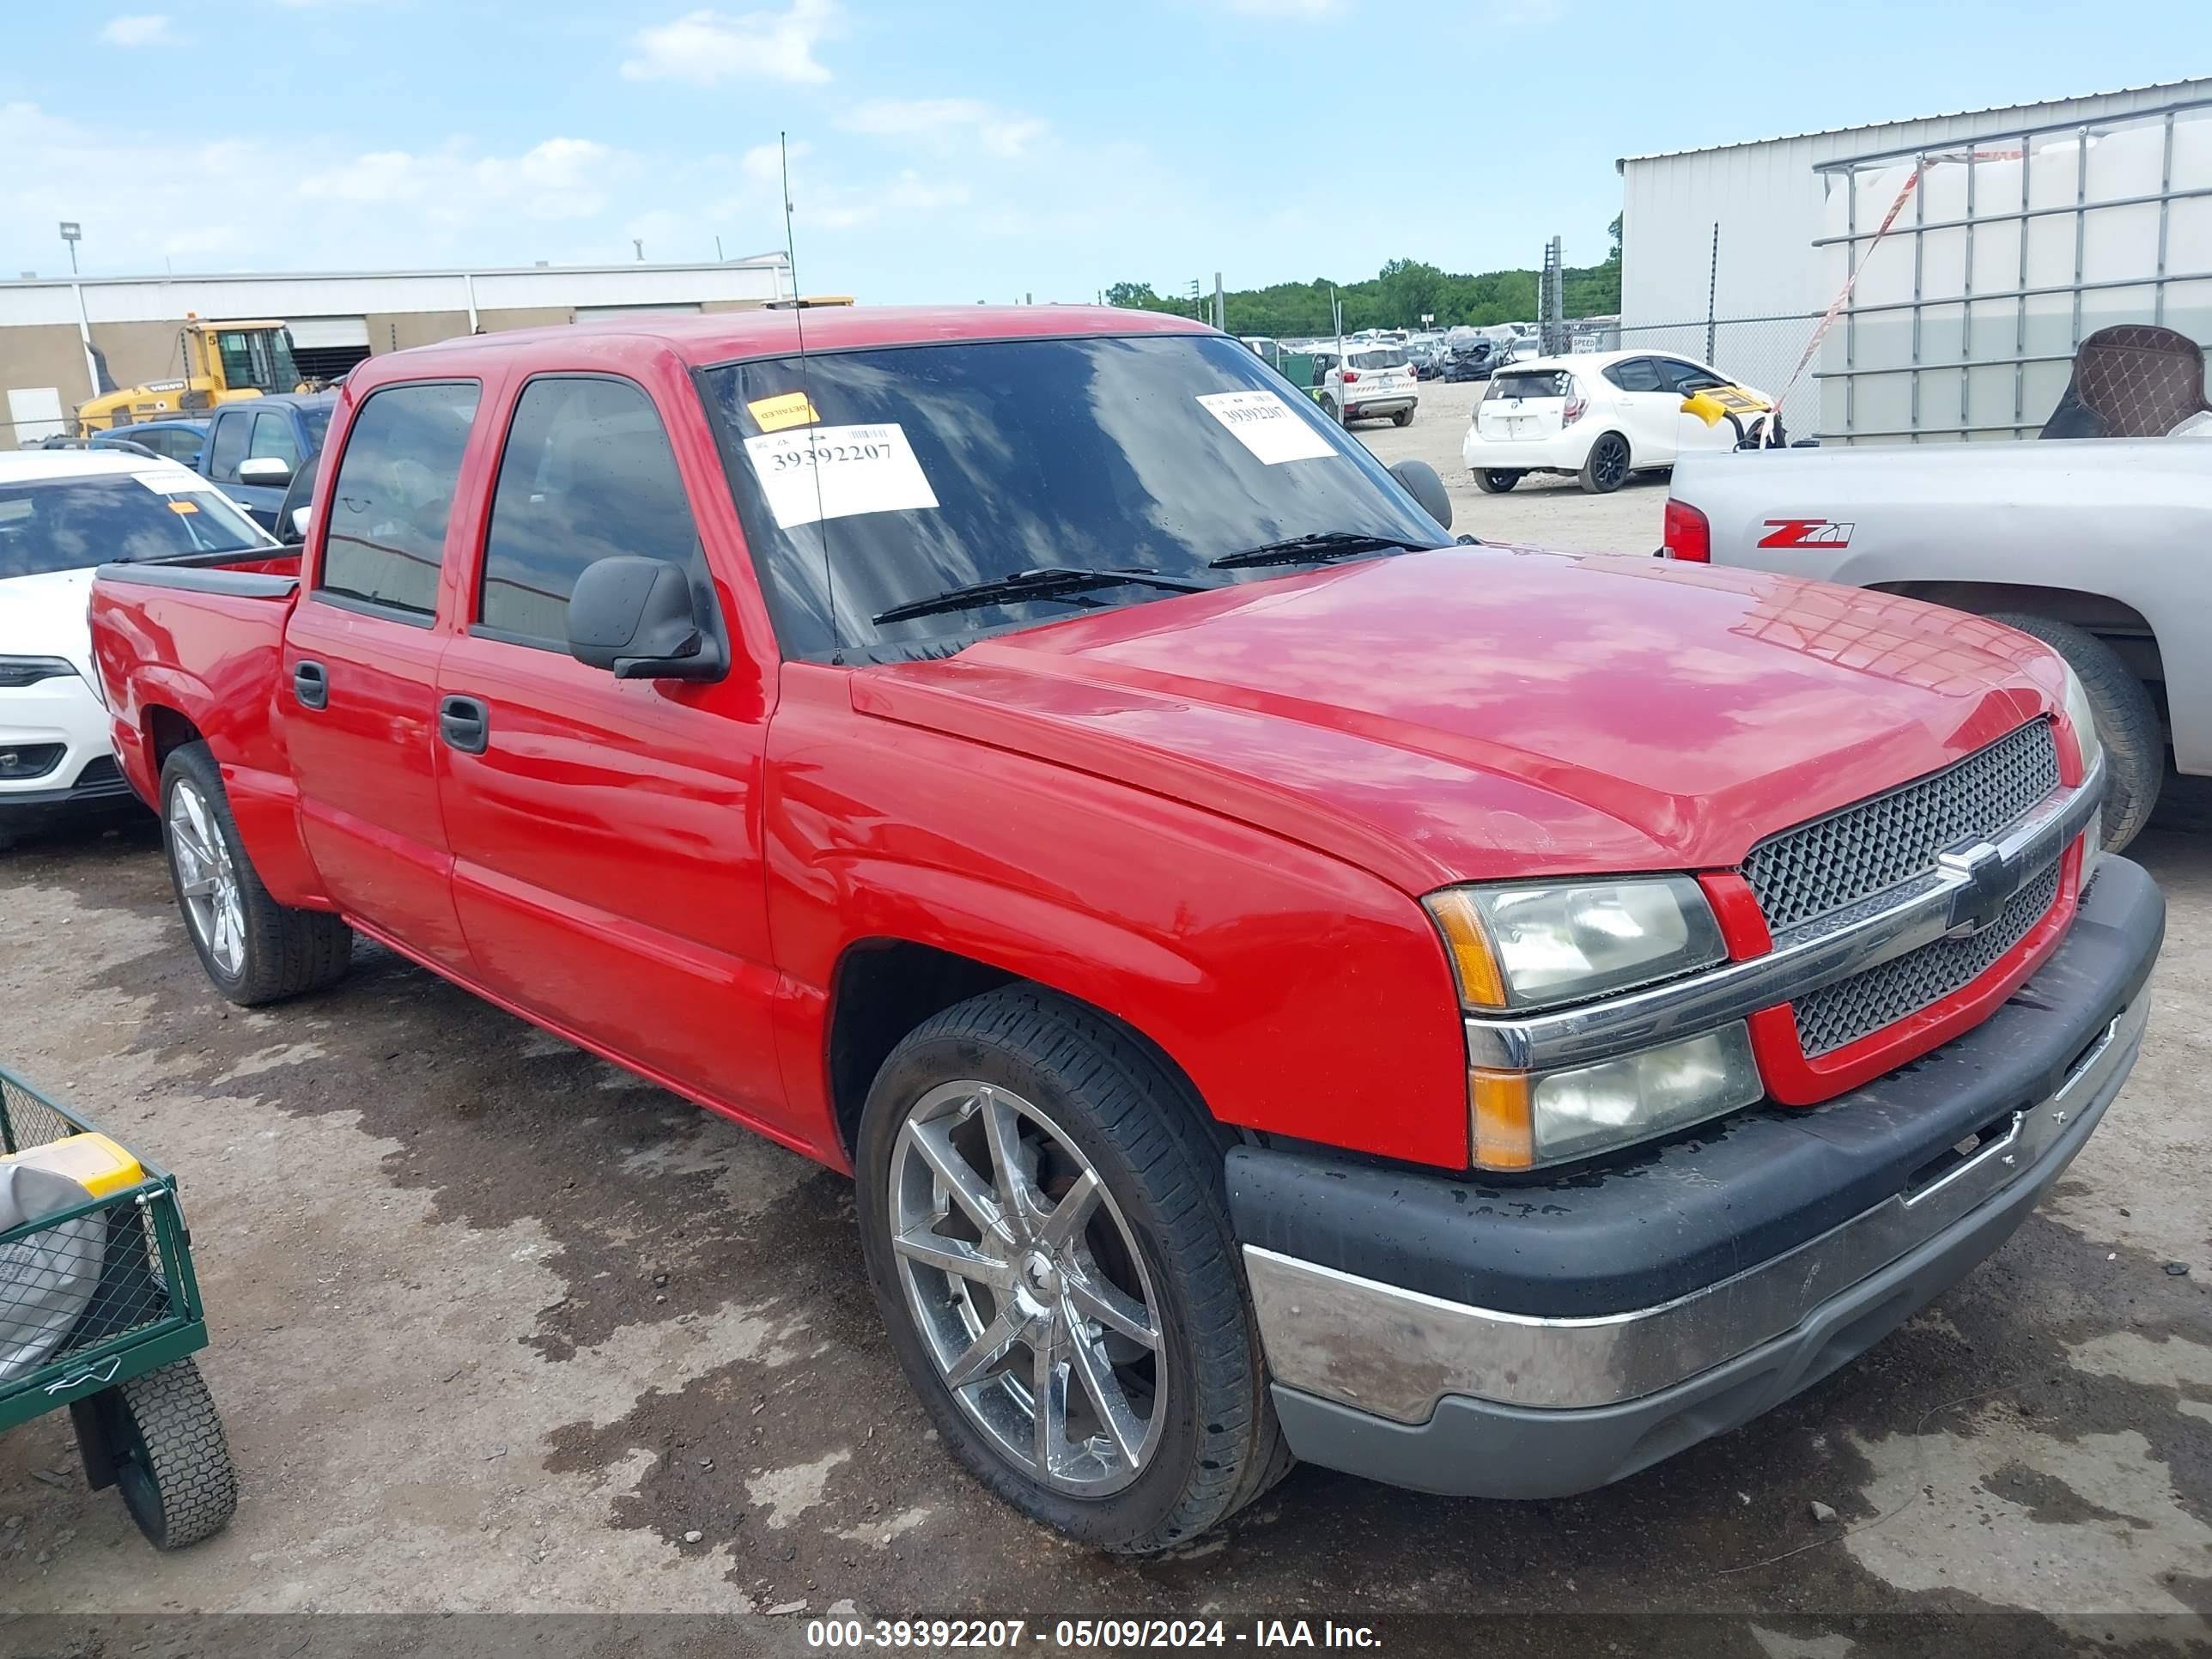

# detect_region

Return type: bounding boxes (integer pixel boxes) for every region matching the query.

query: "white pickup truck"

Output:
[1662,438,2207,850]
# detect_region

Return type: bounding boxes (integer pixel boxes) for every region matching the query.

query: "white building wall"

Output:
[0,259,792,330]
[1620,80,2212,328]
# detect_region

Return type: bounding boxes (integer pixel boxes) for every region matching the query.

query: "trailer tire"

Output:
[1986,612,2163,853]
[96,1358,239,1550]
[160,741,352,1006]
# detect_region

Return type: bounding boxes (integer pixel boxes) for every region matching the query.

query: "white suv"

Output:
[1309,345,1419,428]
[0,450,275,851]
[1461,350,1769,495]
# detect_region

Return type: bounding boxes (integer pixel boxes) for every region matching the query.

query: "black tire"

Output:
[1986,612,2163,852]
[854,985,1286,1553]
[1391,408,1414,428]
[1578,431,1632,493]
[160,741,352,1006]
[94,1359,239,1549]
[1322,398,1346,425]
[1474,469,1522,495]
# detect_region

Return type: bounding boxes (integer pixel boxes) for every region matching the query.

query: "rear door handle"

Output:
[293,659,328,710]
[439,695,489,755]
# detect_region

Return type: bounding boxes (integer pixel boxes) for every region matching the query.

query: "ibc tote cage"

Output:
[1813,94,2212,442]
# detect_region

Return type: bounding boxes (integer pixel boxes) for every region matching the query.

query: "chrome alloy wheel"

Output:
[889,1081,1165,1495]
[169,779,245,977]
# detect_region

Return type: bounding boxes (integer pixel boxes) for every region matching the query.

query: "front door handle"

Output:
[293,659,328,710]
[439,695,489,755]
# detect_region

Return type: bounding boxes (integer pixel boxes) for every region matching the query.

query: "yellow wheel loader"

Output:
[75,320,319,436]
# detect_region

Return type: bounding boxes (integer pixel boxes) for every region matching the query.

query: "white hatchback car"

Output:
[0,450,275,850]
[1461,349,1771,495]
[1308,344,1419,428]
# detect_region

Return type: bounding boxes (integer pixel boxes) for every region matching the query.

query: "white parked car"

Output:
[0,450,276,851]
[1462,350,1771,495]
[1309,344,1419,427]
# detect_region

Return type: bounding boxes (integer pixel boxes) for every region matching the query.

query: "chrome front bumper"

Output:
[1249,985,2146,1427]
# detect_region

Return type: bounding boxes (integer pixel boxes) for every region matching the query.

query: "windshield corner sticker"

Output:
[747,391,821,433]
[1196,389,1336,465]
[134,471,207,495]
[743,422,939,530]
[1758,518,1853,549]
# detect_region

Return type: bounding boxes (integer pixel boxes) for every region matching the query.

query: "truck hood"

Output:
[849,547,2066,895]
[0,567,97,684]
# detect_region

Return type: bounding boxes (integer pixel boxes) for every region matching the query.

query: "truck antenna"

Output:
[781,131,840,659]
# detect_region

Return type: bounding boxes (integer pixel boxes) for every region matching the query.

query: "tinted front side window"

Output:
[1658,359,1729,393]
[479,378,702,645]
[702,333,1443,659]
[249,410,301,466]
[317,381,479,618]
[207,412,248,483]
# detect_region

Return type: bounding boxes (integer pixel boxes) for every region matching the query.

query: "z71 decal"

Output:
[1758,518,1855,549]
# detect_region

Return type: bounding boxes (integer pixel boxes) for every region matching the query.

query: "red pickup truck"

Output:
[88,306,2160,1552]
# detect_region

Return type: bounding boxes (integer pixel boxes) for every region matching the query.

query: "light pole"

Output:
[58,222,81,276]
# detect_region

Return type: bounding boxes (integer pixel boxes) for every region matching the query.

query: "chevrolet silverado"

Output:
[88,307,2161,1551]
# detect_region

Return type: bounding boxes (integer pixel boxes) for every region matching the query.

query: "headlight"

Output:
[1425,876,1726,1010]
[0,656,80,690]
[1433,878,1755,1170]
[1473,1024,1765,1169]
[2057,659,2103,778]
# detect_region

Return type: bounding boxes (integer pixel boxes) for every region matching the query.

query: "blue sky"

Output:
[3,2,2209,300]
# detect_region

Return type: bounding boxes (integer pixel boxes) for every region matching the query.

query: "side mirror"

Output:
[566,556,726,682]
[288,504,313,543]
[238,456,294,488]
[1389,459,1454,532]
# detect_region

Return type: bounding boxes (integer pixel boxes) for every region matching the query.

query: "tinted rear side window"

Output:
[1603,357,1665,392]
[317,381,479,619]
[478,377,703,646]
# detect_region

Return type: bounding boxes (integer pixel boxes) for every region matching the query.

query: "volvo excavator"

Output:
[74,319,323,435]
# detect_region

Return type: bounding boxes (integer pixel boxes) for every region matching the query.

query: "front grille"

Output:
[1743,720,2060,933]
[1791,858,2063,1056]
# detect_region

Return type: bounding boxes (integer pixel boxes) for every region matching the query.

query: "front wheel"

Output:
[855,986,1285,1553]
[1474,469,1522,494]
[1578,431,1632,493]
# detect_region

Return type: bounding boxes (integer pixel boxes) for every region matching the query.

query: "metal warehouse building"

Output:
[1617,78,2212,441]
[0,255,793,448]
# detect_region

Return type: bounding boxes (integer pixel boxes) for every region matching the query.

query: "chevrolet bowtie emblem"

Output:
[1938,840,2013,936]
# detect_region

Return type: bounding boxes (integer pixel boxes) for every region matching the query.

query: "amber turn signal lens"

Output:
[1425,890,1507,1007]
[1469,1070,1535,1171]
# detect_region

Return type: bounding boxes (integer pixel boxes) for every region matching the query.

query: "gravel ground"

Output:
[0,591,2206,1652]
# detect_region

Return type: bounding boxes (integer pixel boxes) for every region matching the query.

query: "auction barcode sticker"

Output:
[743,422,940,530]
[1196,389,1336,465]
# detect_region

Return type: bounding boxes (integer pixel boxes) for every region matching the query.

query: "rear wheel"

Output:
[855,986,1285,1553]
[1474,469,1522,494]
[1391,408,1414,428]
[1578,431,1632,493]
[161,742,352,1005]
[1985,612,2164,852]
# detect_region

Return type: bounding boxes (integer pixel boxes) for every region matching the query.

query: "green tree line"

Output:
[1108,227,1621,337]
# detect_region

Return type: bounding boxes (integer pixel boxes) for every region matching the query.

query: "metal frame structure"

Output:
[1810,94,2212,441]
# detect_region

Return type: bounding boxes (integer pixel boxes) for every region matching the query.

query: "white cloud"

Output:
[99,14,179,46]
[620,0,839,86]
[837,98,1045,160]
[299,138,620,222]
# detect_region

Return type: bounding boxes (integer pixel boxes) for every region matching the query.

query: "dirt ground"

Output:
[1356,377,1671,553]
[0,482,2207,1652]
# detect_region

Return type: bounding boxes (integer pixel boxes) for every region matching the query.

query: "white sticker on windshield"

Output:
[133,468,209,495]
[743,422,939,530]
[1196,389,1337,465]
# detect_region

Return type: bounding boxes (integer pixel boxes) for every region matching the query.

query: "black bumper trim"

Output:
[1226,855,2164,1318]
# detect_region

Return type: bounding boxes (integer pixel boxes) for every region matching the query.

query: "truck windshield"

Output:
[215,329,301,393]
[0,474,269,578]
[700,332,1444,658]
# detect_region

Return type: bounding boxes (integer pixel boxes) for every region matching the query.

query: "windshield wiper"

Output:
[1207,531,1436,569]
[872,566,1210,626]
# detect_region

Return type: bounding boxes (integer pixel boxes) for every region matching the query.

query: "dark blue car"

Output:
[88,417,210,470]
[198,392,336,534]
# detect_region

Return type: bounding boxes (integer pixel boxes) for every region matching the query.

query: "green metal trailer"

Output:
[0,1066,236,1549]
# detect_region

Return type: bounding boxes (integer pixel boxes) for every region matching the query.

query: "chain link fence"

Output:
[1588,313,1826,429]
